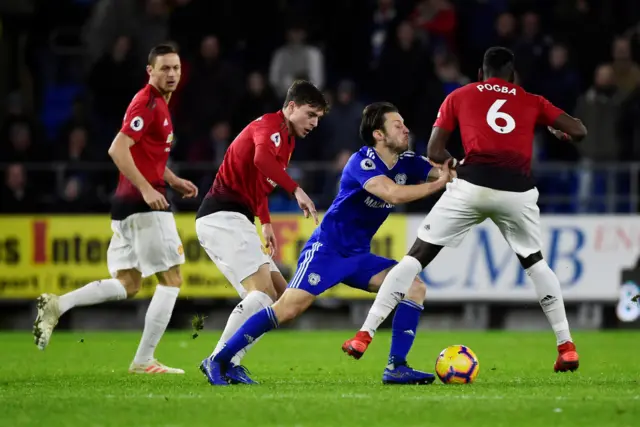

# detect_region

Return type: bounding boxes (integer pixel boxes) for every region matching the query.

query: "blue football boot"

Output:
[199,357,229,386]
[226,364,258,385]
[382,362,436,385]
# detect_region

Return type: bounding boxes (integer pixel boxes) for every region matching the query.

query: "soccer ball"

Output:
[435,345,480,384]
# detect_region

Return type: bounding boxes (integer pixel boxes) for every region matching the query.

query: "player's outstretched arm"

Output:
[426,127,456,165]
[108,132,169,210]
[364,164,451,205]
[548,113,587,142]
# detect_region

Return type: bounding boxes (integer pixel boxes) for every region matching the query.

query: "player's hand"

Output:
[547,126,571,141]
[262,223,277,256]
[142,187,170,210]
[294,187,319,225]
[436,159,453,186]
[170,178,199,198]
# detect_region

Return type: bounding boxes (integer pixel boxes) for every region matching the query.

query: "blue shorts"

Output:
[287,240,397,296]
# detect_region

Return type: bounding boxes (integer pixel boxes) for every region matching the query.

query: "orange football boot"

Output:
[342,331,373,360]
[554,341,579,372]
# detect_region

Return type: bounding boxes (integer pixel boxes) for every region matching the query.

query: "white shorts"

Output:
[195,211,280,298]
[417,178,542,258]
[107,211,185,278]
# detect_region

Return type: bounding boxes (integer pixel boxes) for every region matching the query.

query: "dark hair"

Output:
[148,43,179,66]
[283,80,329,113]
[482,46,515,80]
[359,102,398,147]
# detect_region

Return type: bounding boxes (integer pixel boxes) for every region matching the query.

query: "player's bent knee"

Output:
[272,288,315,323]
[115,270,142,298]
[156,265,183,288]
[517,251,543,270]
[407,239,443,269]
[406,278,427,303]
[242,264,278,301]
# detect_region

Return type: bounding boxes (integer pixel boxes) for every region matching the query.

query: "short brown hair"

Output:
[283,80,329,113]
[148,43,179,66]
[359,102,398,146]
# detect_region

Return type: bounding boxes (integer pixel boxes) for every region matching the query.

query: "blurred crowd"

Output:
[2,0,640,214]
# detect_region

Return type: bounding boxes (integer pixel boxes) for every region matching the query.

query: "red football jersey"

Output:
[198,110,298,224]
[434,78,563,176]
[111,84,174,219]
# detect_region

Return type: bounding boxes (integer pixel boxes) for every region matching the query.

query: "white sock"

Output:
[211,290,273,364]
[361,256,422,337]
[58,278,127,315]
[526,260,572,345]
[133,284,180,364]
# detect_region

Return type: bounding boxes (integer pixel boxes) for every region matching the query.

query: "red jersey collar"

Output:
[277,109,293,136]
[147,84,167,104]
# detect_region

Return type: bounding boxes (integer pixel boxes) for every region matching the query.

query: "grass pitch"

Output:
[0,330,638,427]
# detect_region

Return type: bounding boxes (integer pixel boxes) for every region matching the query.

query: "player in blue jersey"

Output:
[200,102,452,385]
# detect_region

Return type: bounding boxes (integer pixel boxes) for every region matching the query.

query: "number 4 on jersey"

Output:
[486,99,515,134]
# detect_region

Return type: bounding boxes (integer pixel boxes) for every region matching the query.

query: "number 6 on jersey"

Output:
[486,99,515,134]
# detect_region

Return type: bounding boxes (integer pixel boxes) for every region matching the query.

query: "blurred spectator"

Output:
[376,21,431,131]
[369,0,399,69]
[88,35,139,147]
[618,84,640,162]
[4,121,41,162]
[434,53,470,95]
[514,11,552,90]
[53,176,101,213]
[611,37,640,96]
[134,0,170,67]
[539,43,581,113]
[574,64,625,162]
[0,163,38,213]
[232,72,280,134]
[82,0,138,65]
[186,121,232,164]
[269,25,325,98]
[322,80,364,158]
[182,35,243,133]
[411,0,457,52]
[493,12,517,50]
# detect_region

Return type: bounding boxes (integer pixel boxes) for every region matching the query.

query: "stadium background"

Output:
[1,0,640,331]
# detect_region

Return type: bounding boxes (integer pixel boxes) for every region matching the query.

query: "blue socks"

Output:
[388,300,423,366]
[213,307,279,364]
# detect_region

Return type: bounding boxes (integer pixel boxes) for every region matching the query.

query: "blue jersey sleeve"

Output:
[344,153,384,188]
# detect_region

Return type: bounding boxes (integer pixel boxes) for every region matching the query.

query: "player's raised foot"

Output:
[199,357,229,386]
[128,359,185,374]
[382,362,436,385]
[226,364,258,385]
[342,331,372,360]
[33,293,61,350]
[554,341,579,373]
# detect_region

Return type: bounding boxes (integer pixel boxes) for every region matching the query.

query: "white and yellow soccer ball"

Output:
[435,345,480,384]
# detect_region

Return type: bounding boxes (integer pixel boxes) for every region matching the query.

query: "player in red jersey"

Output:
[344,47,587,373]
[195,80,328,382]
[33,44,198,374]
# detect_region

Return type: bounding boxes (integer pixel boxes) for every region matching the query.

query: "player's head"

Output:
[359,102,409,154]
[283,80,329,138]
[147,43,181,95]
[480,46,515,83]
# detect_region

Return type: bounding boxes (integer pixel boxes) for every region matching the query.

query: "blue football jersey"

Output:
[310,146,433,255]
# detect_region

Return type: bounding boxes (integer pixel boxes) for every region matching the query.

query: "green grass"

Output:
[0,331,638,427]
